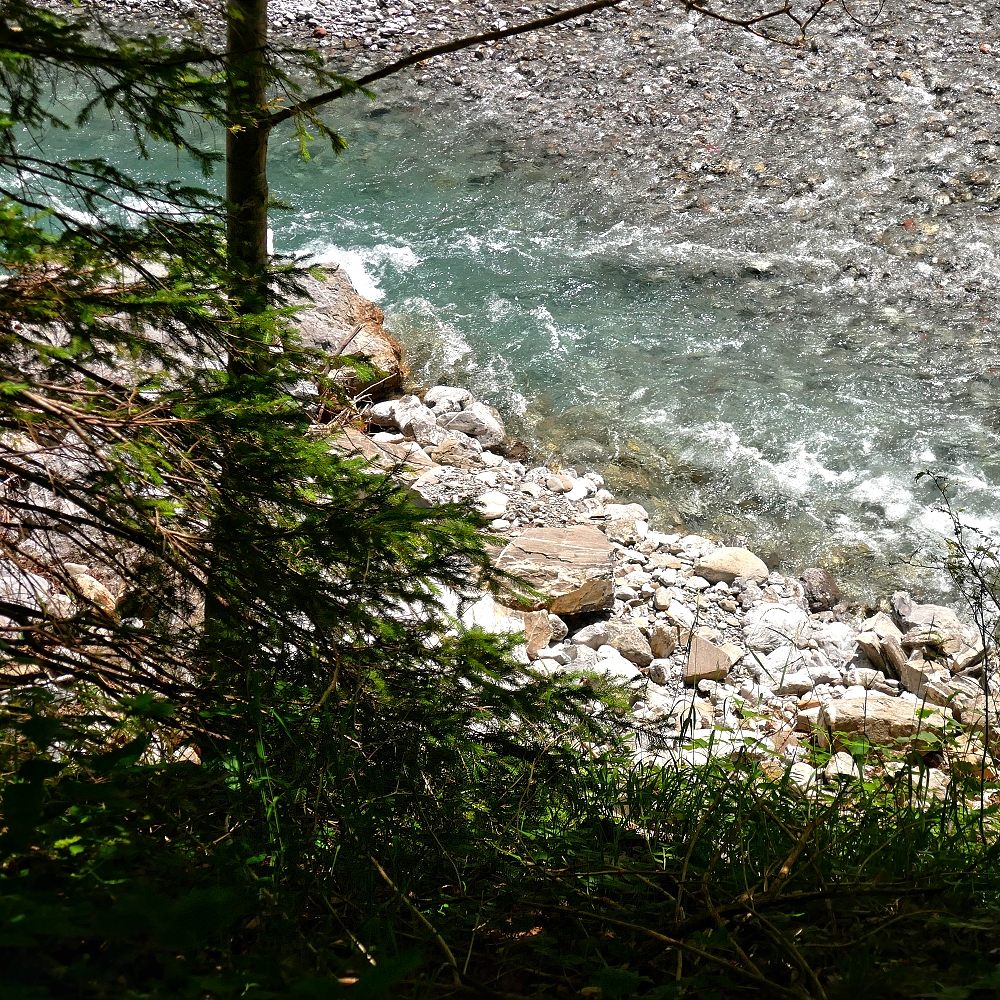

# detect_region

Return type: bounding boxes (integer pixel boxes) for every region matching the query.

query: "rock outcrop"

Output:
[293,266,405,402]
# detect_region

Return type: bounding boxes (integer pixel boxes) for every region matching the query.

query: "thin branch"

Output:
[266,0,626,129]
[531,902,805,999]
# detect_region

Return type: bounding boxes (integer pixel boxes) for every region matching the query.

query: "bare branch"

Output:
[680,0,840,45]
[266,0,626,129]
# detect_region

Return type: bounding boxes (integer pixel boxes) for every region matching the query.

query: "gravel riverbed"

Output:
[59,0,1000,329]
[38,0,1000,593]
[53,0,1000,324]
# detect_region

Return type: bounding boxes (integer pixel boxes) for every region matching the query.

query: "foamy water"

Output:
[271,103,1000,600]
[35,93,1000,600]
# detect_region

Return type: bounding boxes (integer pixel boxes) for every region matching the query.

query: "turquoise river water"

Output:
[41,95,1000,600]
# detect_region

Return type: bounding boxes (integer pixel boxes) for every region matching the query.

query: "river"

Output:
[38,7,1000,600]
[263,88,998,601]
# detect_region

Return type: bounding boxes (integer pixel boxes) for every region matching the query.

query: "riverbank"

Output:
[36,0,1000,592]
[316,258,996,798]
[340,369,996,796]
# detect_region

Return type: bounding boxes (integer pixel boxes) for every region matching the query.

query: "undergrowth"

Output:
[5,687,1000,1000]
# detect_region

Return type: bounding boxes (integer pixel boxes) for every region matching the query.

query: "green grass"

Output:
[6,700,1000,1000]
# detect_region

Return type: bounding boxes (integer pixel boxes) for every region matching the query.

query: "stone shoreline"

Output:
[30,0,1000,794]
[324,265,996,800]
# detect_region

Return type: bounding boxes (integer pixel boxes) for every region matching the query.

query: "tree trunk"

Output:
[205,0,271,641]
[226,0,269,324]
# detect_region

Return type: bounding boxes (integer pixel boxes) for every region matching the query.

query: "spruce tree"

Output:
[0,4,613,994]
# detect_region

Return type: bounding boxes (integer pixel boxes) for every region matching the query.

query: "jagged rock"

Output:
[606,622,653,666]
[669,694,716,731]
[649,552,682,570]
[438,401,505,448]
[856,612,905,677]
[758,646,826,694]
[817,696,949,750]
[652,586,672,611]
[811,620,858,666]
[947,674,983,700]
[760,646,820,697]
[565,479,595,502]
[573,621,611,649]
[424,385,472,415]
[389,396,437,441]
[563,643,599,670]
[914,768,950,802]
[572,621,610,648]
[954,696,990,732]
[293,265,405,401]
[800,567,842,611]
[682,635,731,684]
[649,623,677,659]
[775,670,815,696]
[666,600,695,630]
[861,611,899,640]
[898,651,944,697]
[806,658,843,686]
[367,400,397,426]
[721,642,746,666]
[694,546,769,585]
[0,562,65,625]
[892,592,965,655]
[328,426,438,473]
[495,526,614,615]
[548,614,569,643]
[796,705,822,732]
[949,637,985,673]
[743,604,811,653]
[510,608,554,660]
[603,503,648,522]
[788,761,818,794]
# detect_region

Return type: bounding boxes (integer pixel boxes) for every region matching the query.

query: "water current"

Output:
[44,93,1000,601]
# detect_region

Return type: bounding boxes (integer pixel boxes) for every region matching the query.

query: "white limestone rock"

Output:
[743,604,812,653]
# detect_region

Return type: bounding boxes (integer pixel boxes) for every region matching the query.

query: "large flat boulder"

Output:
[694,546,769,585]
[495,526,614,615]
[817,696,949,750]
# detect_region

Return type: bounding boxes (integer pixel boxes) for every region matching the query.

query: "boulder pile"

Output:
[342,381,999,797]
